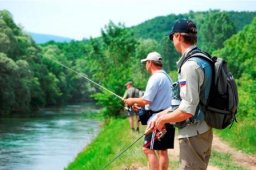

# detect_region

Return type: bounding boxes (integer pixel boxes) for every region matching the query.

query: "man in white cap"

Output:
[124,51,175,170]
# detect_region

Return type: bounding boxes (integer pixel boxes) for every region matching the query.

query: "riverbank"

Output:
[66,116,256,170]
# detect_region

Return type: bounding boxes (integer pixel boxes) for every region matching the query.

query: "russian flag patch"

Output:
[179,79,187,87]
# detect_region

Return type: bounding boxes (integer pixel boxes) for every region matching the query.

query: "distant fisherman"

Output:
[123,81,140,132]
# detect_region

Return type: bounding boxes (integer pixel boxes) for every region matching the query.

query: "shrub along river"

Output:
[0,103,100,170]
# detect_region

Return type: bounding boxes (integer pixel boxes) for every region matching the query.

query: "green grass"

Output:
[209,150,248,170]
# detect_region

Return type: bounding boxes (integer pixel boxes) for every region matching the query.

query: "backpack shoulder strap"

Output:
[179,49,213,73]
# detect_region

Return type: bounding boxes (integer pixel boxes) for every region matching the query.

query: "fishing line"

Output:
[46,56,123,100]
[101,133,145,170]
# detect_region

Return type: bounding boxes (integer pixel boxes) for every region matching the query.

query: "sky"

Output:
[0,0,256,40]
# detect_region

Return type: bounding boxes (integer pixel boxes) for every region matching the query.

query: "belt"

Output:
[149,109,164,114]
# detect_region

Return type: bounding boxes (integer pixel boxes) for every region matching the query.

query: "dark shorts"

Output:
[127,107,137,116]
[144,124,175,150]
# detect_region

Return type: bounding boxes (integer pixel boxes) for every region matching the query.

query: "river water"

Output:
[0,104,100,170]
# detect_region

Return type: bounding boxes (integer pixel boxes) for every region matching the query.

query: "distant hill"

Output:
[29,32,74,44]
[131,10,256,42]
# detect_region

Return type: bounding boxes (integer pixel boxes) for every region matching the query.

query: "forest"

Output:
[0,9,255,152]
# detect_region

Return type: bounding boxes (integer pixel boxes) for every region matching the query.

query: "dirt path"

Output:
[212,135,256,170]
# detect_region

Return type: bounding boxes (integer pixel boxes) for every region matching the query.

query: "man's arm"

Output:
[122,90,128,100]
[124,97,150,107]
[154,109,192,130]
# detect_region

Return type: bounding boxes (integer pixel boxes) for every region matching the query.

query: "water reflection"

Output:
[0,104,100,170]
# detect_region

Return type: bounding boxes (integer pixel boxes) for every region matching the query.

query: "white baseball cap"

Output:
[141,51,162,64]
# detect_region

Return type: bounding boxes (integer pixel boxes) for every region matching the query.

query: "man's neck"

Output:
[151,67,162,74]
[180,43,194,54]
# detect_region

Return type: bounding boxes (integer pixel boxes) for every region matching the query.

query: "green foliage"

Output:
[0,53,17,114]
[0,15,20,58]
[228,11,256,31]
[133,38,159,87]
[82,22,141,117]
[132,14,179,42]
[199,12,236,53]
[13,60,32,112]
[169,70,178,82]
[237,75,256,119]
[0,10,48,112]
[161,36,179,71]
[214,17,256,79]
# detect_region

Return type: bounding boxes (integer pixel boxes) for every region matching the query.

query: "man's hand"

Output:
[155,114,166,131]
[144,121,155,135]
[124,98,134,106]
[132,104,140,112]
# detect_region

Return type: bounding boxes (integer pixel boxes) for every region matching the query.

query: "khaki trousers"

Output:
[179,129,213,170]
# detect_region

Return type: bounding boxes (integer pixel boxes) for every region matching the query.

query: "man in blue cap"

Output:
[154,19,213,170]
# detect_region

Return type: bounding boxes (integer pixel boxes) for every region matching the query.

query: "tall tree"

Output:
[13,60,32,112]
[0,53,17,114]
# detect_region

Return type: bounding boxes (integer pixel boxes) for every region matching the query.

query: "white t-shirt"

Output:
[142,70,172,112]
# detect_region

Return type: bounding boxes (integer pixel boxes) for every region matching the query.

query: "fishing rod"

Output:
[46,56,123,100]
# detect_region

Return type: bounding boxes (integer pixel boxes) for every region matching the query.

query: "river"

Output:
[0,103,100,170]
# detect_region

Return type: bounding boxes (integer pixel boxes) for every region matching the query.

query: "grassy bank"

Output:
[66,114,252,170]
[65,117,178,170]
[66,118,147,170]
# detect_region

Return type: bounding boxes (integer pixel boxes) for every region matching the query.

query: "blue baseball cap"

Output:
[169,19,197,40]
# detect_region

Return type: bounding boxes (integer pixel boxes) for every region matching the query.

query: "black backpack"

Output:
[177,51,239,129]
[131,87,143,98]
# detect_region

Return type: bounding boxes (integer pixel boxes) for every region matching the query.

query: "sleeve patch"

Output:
[179,79,187,87]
